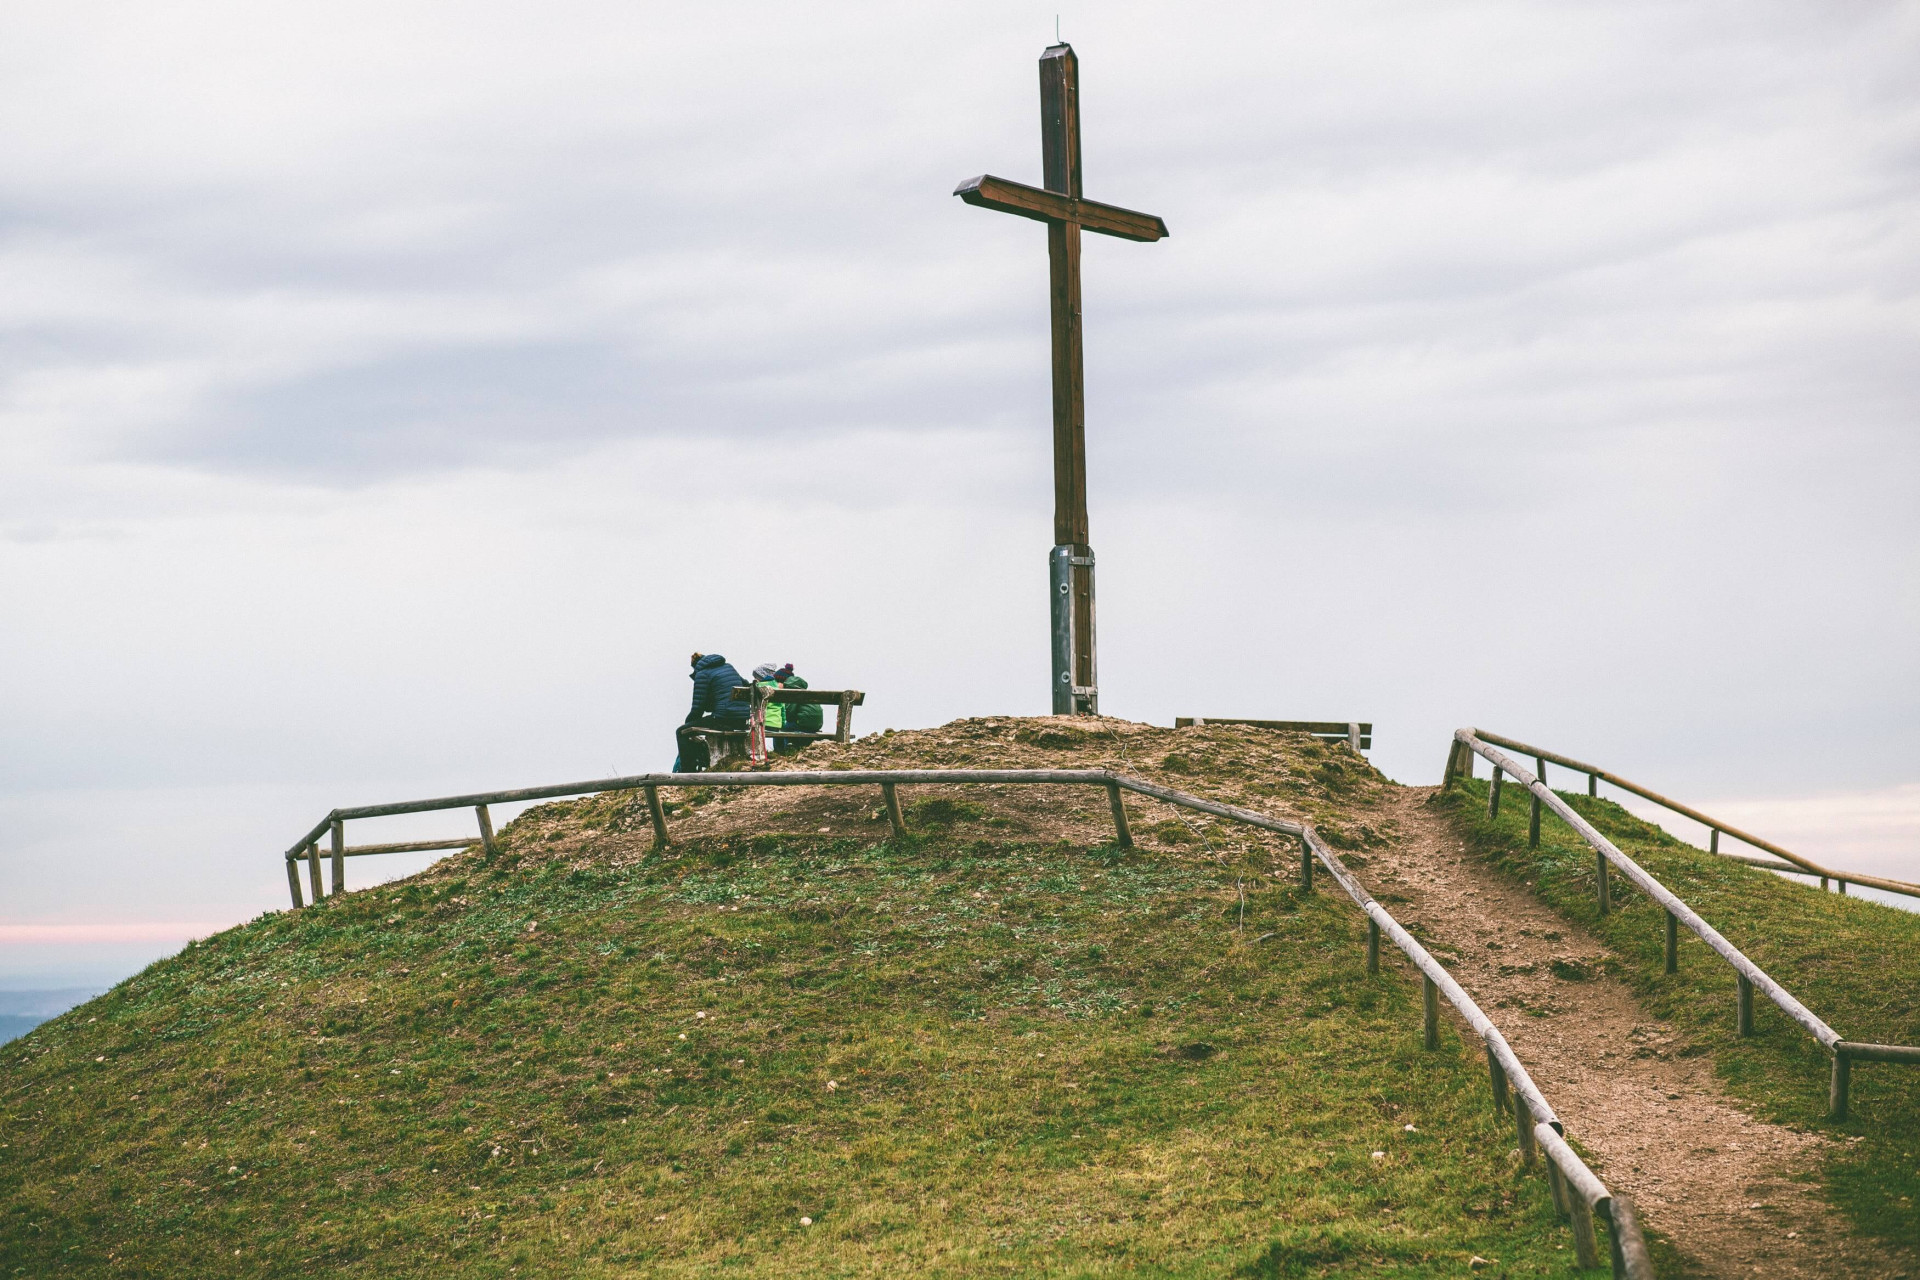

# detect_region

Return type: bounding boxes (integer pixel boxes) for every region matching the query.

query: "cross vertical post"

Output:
[1042,45,1094,714]
[954,43,1167,716]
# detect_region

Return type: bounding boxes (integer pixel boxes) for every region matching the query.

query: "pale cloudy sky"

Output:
[3,1,1917,985]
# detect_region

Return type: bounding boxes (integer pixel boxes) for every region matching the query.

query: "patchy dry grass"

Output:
[2,722,1604,1277]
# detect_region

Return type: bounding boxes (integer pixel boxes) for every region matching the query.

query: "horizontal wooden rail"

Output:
[1454,729,1919,1121]
[284,838,477,861]
[1836,1040,1920,1064]
[1472,730,1920,900]
[274,761,1648,1274]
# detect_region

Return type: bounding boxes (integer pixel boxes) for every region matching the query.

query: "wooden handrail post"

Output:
[1596,852,1610,915]
[475,804,496,856]
[1297,836,1313,893]
[1104,781,1132,848]
[1568,1191,1601,1269]
[1528,794,1541,848]
[881,782,906,839]
[329,818,345,896]
[285,857,304,909]
[1485,1043,1510,1117]
[1607,1196,1652,1279]
[1534,755,1546,787]
[1829,1051,1851,1120]
[307,841,323,902]
[1365,917,1380,973]
[836,691,855,744]
[1488,766,1503,817]
[1422,975,1439,1050]
[1664,910,1678,974]
[1514,1106,1537,1168]
[1587,772,1597,797]
[1545,1158,1570,1216]
[1709,828,1719,855]
[644,785,669,848]
[1737,974,1754,1036]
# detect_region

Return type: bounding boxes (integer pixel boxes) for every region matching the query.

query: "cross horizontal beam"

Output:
[953,174,1168,242]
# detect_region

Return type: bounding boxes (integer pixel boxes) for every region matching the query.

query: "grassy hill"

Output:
[3,721,1635,1276]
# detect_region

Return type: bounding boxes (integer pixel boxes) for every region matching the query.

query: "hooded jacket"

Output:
[686,654,748,723]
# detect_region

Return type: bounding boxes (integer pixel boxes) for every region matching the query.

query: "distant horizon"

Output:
[5,726,1915,996]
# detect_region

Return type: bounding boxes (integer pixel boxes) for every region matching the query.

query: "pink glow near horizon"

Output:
[0,923,227,944]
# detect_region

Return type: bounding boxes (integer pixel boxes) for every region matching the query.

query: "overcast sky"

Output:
[4,1,1917,985]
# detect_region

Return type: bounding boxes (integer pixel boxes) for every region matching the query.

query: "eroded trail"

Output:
[1364,785,1907,1279]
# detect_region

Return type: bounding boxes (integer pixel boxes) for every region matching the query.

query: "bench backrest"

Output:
[728,688,867,707]
[1175,717,1372,751]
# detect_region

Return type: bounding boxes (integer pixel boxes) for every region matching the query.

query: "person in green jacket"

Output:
[773,662,823,753]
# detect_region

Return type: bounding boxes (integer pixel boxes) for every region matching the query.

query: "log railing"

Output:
[1463,730,1920,900]
[1446,729,1920,1121]
[277,764,1652,1276]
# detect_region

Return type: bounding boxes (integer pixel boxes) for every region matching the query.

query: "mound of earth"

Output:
[5,716,1910,1277]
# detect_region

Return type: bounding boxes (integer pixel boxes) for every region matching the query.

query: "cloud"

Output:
[0,0,1917,955]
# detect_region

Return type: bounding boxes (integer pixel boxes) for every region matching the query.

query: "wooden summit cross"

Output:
[954,43,1168,716]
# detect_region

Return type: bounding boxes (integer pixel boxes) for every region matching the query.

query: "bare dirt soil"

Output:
[1370,785,1914,1279]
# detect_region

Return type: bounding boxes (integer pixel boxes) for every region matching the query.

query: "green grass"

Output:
[2,800,1610,1277]
[1441,778,1920,1252]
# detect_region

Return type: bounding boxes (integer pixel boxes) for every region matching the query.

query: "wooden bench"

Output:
[1175,718,1372,751]
[680,687,866,768]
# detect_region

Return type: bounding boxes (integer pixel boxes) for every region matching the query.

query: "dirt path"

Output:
[1364,786,1909,1278]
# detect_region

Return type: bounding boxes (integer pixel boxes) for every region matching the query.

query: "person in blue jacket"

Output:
[674,652,749,772]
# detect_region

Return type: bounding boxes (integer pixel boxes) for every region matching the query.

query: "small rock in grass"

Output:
[800,1216,813,1226]
[1403,1124,1417,1132]
[826,1080,838,1091]
[1370,1151,1385,1160]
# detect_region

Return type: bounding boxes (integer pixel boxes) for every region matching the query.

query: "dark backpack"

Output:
[784,676,825,733]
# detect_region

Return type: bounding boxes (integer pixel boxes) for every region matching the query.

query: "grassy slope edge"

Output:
[4,722,1609,1277]
[1439,778,1920,1254]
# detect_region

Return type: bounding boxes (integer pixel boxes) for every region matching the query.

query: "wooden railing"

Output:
[1461,730,1920,900]
[1447,729,1920,1121]
[277,764,1652,1276]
